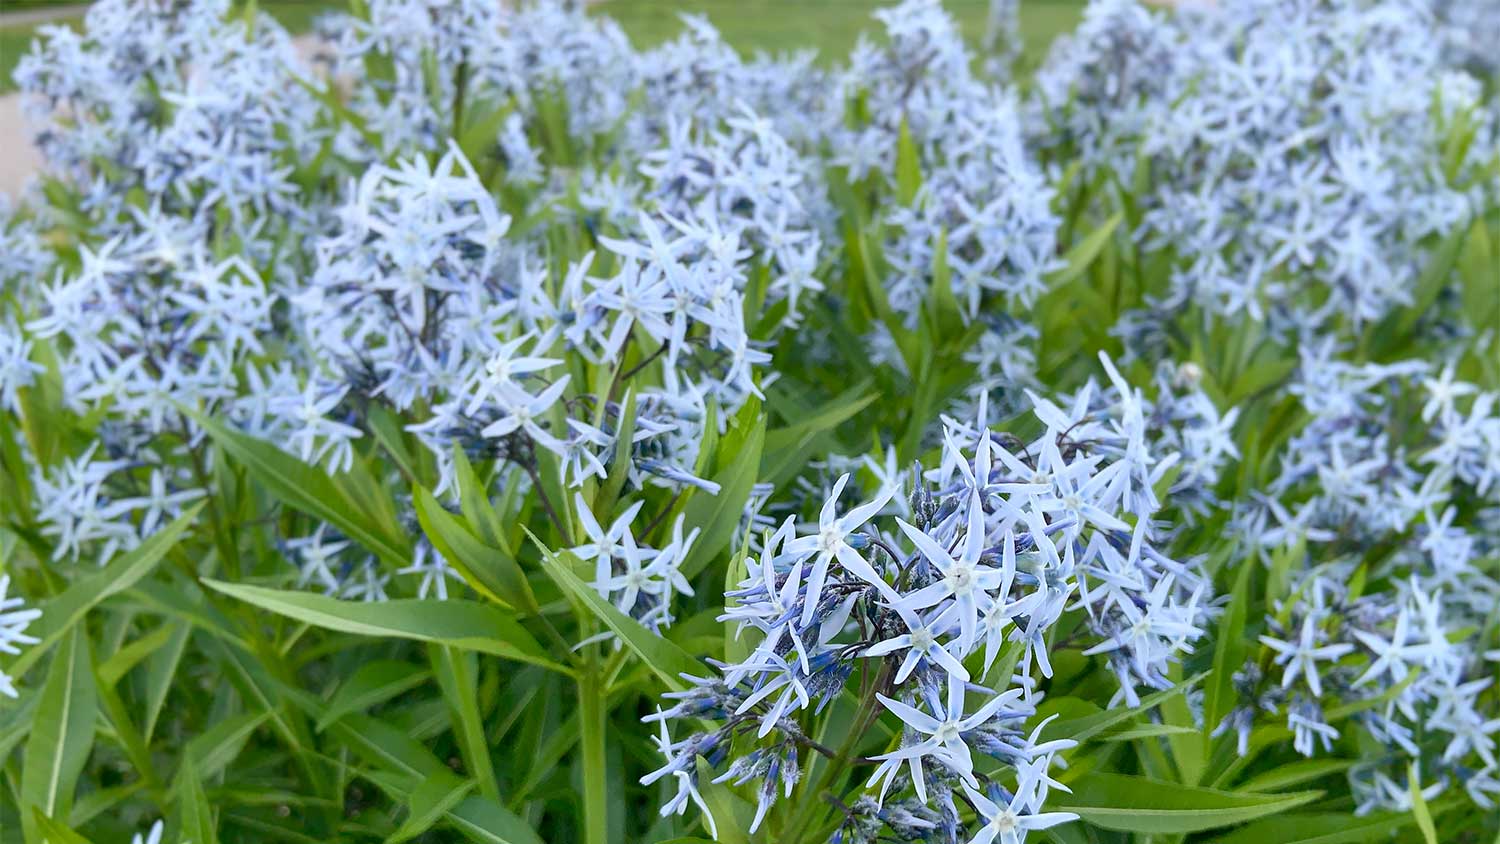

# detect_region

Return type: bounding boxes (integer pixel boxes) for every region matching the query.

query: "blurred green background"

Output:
[0,0,1085,93]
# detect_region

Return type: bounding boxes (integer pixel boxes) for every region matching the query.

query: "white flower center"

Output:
[818,524,841,554]
[934,720,961,743]
[909,627,934,651]
[1131,614,1151,639]
[993,810,1019,833]
[948,564,975,596]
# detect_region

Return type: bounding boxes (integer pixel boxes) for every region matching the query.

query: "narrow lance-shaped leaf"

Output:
[9,505,201,678]
[175,712,270,790]
[1053,672,1207,742]
[384,769,475,844]
[316,660,431,731]
[186,410,410,565]
[761,383,876,491]
[1051,773,1322,834]
[429,644,501,802]
[20,629,98,844]
[1047,213,1122,289]
[203,579,571,676]
[1205,556,1253,742]
[29,811,97,844]
[1216,807,1454,844]
[452,446,511,552]
[173,754,217,844]
[306,704,544,844]
[414,484,538,614]
[678,396,765,579]
[529,532,703,691]
[1408,763,1439,844]
[895,115,922,206]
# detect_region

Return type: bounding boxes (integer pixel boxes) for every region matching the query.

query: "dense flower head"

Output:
[1035,0,1496,335]
[632,16,833,148]
[645,356,1212,839]
[17,0,321,226]
[1210,340,1500,812]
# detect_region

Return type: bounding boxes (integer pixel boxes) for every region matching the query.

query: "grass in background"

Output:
[600,0,1082,67]
[0,1,336,93]
[1,19,78,94]
[1,0,1083,94]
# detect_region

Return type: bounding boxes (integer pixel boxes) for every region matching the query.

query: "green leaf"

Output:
[452,447,511,552]
[143,621,192,743]
[316,660,430,731]
[458,97,516,165]
[315,708,543,844]
[594,388,637,519]
[173,754,217,844]
[1217,810,1442,844]
[414,485,538,614]
[1238,759,1353,793]
[92,665,158,794]
[178,712,270,786]
[1408,763,1438,844]
[96,623,176,688]
[1052,773,1322,834]
[1099,724,1199,742]
[1381,224,1468,349]
[367,403,423,483]
[388,771,475,844]
[447,796,548,844]
[14,340,68,469]
[201,635,324,794]
[204,580,570,675]
[678,396,765,579]
[724,527,754,667]
[430,645,501,802]
[762,382,876,491]
[1047,213,1122,289]
[578,667,609,844]
[529,536,702,691]
[29,810,96,844]
[1458,217,1498,329]
[1205,559,1253,736]
[187,410,410,565]
[895,116,922,205]
[1054,672,1205,742]
[925,228,965,338]
[9,506,201,678]
[20,629,98,844]
[319,712,450,780]
[68,782,145,828]
[1162,662,1204,784]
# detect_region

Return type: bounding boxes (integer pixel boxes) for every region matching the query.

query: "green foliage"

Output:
[0,2,1494,844]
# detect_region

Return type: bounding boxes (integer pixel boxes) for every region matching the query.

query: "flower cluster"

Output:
[645,355,1212,840]
[16,0,320,227]
[1217,346,1500,812]
[848,1,1062,321]
[0,576,40,699]
[1035,0,1494,334]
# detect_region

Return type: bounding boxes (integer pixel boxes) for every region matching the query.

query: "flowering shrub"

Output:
[0,0,1496,843]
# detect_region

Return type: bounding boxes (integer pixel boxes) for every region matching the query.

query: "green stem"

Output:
[578,664,609,844]
[787,662,888,840]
